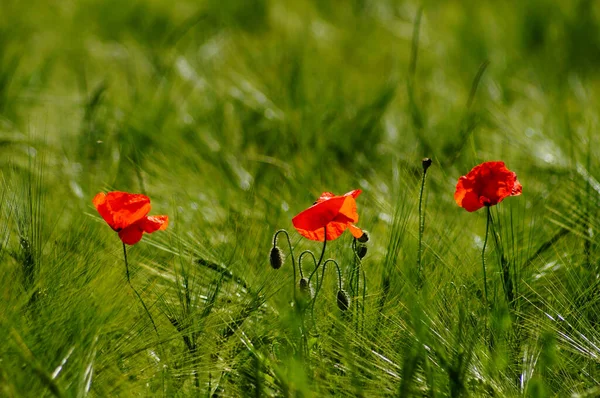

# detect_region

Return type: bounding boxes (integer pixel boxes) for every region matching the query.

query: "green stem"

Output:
[361,268,367,333]
[298,251,318,279]
[123,243,160,340]
[273,230,297,302]
[316,226,327,268]
[307,226,328,282]
[481,207,491,307]
[417,166,428,284]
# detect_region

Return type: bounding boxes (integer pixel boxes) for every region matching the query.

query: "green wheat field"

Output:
[2,0,600,396]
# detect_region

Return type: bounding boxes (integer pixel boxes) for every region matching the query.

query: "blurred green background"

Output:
[2,0,600,396]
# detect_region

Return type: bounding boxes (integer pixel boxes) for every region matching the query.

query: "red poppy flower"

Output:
[292,190,363,241]
[454,161,522,212]
[93,191,168,245]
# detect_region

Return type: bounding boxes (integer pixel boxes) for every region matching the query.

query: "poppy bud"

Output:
[357,231,369,243]
[299,277,309,292]
[269,246,284,269]
[299,277,313,298]
[356,245,368,259]
[337,289,351,311]
[296,277,313,310]
[422,158,432,172]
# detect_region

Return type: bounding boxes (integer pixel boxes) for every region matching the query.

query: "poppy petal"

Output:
[93,191,151,231]
[118,224,144,245]
[315,192,336,204]
[292,189,363,241]
[141,215,169,233]
[455,162,522,212]
[337,196,359,223]
[292,196,347,233]
[455,177,484,212]
[294,222,348,241]
[344,189,362,199]
[348,224,363,239]
[93,192,114,227]
[512,179,523,196]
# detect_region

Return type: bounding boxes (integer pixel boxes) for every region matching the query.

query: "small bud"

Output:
[357,231,369,243]
[356,245,368,259]
[296,277,313,310]
[299,277,313,298]
[269,246,284,269]
[337,289,351,311]
[422,157,432,172]
[299,277,309,292]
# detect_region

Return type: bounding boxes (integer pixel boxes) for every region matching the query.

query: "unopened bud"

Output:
[296,277,313,310]
[356,245,367,259]
[422,158,432,172]
[299,277,313,298]
[337,289,351,311]
[269,246,284,269]
[357,231,369,243]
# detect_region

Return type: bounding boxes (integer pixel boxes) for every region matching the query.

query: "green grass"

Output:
[2,0,600,396]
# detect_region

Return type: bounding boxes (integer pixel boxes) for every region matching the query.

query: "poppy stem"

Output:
[299,250,318,279]
[122,243,160,341]
[309,259,341,331]
[273,229,297,303]
[316,226,327,268]
[417,160,430,286]
[123,242,131,283]
[351,238,363,332]
[362,267,367,333]
[306,226,328,283]
[482,206,491,307]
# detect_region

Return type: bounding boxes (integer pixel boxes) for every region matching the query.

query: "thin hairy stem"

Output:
[307,226,328,282]
[273,229,297,301]
[298,250,318,279]
[481,207,491,307]
[417,163,429,284]
[308,258,341,331]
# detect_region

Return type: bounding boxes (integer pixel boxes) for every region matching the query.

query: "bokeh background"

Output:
[2,0,600,396]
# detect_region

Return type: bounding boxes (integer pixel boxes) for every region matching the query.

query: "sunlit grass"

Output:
[2,0,600,396]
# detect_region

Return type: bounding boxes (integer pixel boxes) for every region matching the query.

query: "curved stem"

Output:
[298,250,317,279]
[481,206,491,307]
[273,229,297,301]
[308,258,341,331]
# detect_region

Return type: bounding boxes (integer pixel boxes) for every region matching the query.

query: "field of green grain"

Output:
[2,1,600,396]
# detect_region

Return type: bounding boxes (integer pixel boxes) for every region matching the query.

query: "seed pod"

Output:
[357,231,369,243]
[269,246,284,269]
[337,289,351,311]
[356,245,367,259]
[422,157,432,172]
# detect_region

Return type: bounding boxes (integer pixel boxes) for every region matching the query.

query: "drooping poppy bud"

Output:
[269,246,284,269]
[356,245,368,259]
[299,277,313,298]
[357,230,369,243]
[337,289,351,311]
[296,277,313,310]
